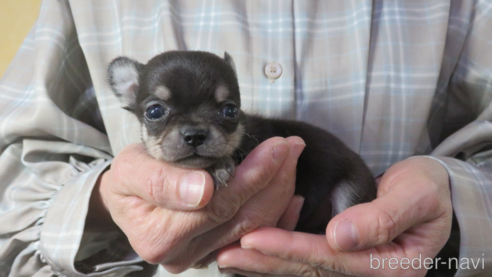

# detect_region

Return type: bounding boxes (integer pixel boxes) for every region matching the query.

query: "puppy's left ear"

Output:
[107,56,144,110]
[224,52,237,77]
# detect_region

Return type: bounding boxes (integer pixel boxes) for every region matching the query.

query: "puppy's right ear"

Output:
[107,57,143,110]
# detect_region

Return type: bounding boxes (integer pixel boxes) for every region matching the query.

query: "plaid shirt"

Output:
[1,0,492,276]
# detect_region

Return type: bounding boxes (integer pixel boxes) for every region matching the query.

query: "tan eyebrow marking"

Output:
[155,86,171,100]
[215,85,230,103]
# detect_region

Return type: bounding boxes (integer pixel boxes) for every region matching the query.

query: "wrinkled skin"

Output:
[90,136,305,273]
[216,157,453,277]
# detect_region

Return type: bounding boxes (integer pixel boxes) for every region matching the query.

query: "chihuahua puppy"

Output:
[108,51,376,232]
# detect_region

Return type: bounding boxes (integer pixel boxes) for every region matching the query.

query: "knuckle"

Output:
[374,208,398,244]
[111,149,144,188]
[206,195,240,224]
[233,215,261,237]
[143,167,168,204]
[250,165,275,188]
[237,164,274,195]
[275,168,296,193]
[424,181,446,210]
[110,157,128,184]
[130,225,182,265]
[133,242,167,264]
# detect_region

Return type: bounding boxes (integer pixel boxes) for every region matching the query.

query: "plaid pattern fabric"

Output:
[0,0,491,276]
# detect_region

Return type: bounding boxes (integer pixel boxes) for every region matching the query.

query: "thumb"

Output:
[326,180,440,252]
[108,143,214,210]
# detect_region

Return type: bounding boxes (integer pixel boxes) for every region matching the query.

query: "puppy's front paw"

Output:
[208,158,235,189]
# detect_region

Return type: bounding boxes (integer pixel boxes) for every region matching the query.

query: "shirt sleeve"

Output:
[426,1,492,275]
[0,1,147,276]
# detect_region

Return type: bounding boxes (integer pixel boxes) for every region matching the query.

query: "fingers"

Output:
[234,228,378,276]
[218,242,322,277]
[215,157,453,277]
[326,157,452,252]
[205,136,303,226]
[240,228,336,267]
[191,249,219,269]
[204,136,304,241]
[162,137,305,272]
[218,228,352,276]
[108,143,214,210]
[107,138,308,273]
[327,188,435,252]
[277,195,305,231]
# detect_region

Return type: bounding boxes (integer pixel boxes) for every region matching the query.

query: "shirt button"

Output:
[264,62,283,83]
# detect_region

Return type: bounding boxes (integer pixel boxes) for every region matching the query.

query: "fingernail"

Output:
[272,142,289,163]
[292,142,306,159]
[179,171,206,206]
[334,219,359,251]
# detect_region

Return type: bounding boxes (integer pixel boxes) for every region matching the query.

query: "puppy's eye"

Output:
[221,104,238,118]
[145,104,167,120]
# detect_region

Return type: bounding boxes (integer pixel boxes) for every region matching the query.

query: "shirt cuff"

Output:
[40,159,148,276]
[421,156,492,276]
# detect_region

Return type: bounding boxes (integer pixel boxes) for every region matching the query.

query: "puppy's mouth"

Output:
[173,153,217,168]
[143,123,245,169]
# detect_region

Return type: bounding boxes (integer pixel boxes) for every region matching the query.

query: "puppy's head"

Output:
[108,51,244,168]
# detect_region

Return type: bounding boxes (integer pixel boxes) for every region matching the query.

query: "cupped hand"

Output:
[89,137,305,273]
[216,157,453,277]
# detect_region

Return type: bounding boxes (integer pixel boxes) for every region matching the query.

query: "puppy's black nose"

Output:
[181,127,209,147]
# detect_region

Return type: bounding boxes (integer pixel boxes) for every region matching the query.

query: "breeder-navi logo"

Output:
[370,254,485,270]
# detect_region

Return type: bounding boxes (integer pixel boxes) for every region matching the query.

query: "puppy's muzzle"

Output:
[180,126,209,147]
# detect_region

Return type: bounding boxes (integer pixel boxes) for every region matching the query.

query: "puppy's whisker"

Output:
[243,132,259,147]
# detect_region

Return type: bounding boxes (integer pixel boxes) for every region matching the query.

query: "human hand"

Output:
[216,157,453,277]
[89,137,305,273]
